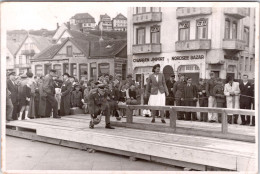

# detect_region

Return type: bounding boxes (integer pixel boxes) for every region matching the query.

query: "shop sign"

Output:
[172,55,204,60]
[133,57,164,62]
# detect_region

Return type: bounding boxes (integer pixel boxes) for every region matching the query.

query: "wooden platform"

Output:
[6,115,256,171]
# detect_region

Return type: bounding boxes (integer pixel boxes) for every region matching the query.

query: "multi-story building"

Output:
[98,14,113,31]
[112,13,127,31]
[15,34,52,74]
[127,7,256,83]
[70,13,96,32]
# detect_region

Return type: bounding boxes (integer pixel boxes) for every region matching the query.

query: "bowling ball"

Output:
[93,114,102,125]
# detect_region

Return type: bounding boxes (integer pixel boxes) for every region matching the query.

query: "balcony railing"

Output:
[176,8,212,19]
[224,8,247,19]
[133,12,162,24]
[132,44,161,54]
[222,39,245,51]
[21,49,35,56]
[14,64,31,68]
[175,40,211,51]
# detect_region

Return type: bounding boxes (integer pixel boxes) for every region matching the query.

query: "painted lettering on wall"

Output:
[172,55,204,60]
[133,57,164,62]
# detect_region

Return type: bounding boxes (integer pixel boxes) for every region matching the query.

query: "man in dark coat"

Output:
[182,77,197,121]
[213,78,226,123]
[206,72,217,122]
[7,72,18,120]
[60,73,72,116]
[197,78,208,122]
[173,74,186,120]
[42,69,60,118]
[165,75,175,118]
[239,74,254,125]
[6,88,13,122]
[88,84,115,129]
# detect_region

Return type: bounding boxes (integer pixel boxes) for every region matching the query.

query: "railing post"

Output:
[221,112,228,134]
[126,106,133,123]
[170,108,177,131]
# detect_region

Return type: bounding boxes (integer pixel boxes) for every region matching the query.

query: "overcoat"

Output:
[224,82,240,109]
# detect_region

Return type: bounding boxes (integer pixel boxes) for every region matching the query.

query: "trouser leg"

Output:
[46,95,58,117]
[6,98,13,120]
[176,99,184,120]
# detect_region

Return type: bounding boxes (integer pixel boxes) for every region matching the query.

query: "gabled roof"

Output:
[71,13,95,23]
[113,13,127,20]
[69,37,90,57]
[7,38,25,56]
[29,35,52,51]
[100,14,111,21]
[90,39,126,57]
[33,44,62,60]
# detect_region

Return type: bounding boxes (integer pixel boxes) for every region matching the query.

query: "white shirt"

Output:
[243,81,248,86]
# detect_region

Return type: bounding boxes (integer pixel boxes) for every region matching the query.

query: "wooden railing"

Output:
[116,105,255,142]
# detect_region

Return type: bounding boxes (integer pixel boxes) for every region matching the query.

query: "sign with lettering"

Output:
[172,55,204,60]
[133,57,164,62]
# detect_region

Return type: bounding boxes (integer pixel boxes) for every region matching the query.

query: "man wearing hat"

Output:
[60,73,72,116]
[173,74,186,120]
[88,83,115,129]
[42,69,60,118]
[7,72,18,120]
[166,74,176,117]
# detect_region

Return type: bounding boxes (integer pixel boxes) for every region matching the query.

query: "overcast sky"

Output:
[2,2,128,30]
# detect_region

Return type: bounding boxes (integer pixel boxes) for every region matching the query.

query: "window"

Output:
[179,21,190,41]
[232,22,237,39]
[136,7,146,14]
[150,7,161,12]
[26,56,30,64]
[66,46,72,57]
[150,25,160,44]
[244,27,249,46]
[53,64,61,76]
[136,28,145,44]
[98,63,110,75]
[35,65,43,76]
[250,58,254,72]
[19,56,22,64]
[196,19,208,39]
[71,64,77,77]
[225,19,231,39]
[79,64,88,78]
[63,64,69,73]
[90,63,97,80]
[240,56,243,70]
[245,57,248,71]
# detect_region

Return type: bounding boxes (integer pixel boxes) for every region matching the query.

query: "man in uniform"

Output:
[88,83,115,129]
[60,73,72,116]
[239,74,254,125]
[197,78,208,122]
[42,69,60,118]
[166,74,175,118]
[206,72,217,122]
[173,74,186,120]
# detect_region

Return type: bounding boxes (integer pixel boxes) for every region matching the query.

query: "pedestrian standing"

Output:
[182,77,197,121]
[60,73,72,116]
[173,74,186,120]
[206,72,217,122]
[224,76,240,124]
[42,69,60,119]
[197,78,208,122]
[18,74,31,120]
[166,74,176,118]
[145,64,169,124]
[27,72,37,119]
[239,74,254,125]
[6,88,13,122]
[213,78,226,123]
[71,84,83,108]
[7,72,18,120]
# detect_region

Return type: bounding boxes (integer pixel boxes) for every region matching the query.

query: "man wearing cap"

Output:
[60,73,72,116]
[42,69,60,118]
[7,72,18,120]
[173,74,186,120]
[88,83,115,129]
[166,75,176,117]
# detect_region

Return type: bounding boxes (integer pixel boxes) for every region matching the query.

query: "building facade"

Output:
[98,14,113,31]
[127,7,255,84]
[70,13,96,32]
[112,13,127,31]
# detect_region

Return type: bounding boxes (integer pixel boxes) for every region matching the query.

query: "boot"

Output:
[24,111,30,120]
[89,121,94,129]
[105,123,115,129]
[18,112,23,121]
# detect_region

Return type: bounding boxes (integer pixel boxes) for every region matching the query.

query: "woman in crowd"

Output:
[145,64,169,123]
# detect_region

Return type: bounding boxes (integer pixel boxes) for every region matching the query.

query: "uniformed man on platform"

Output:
[60,73,72,116]
[173,74,186,120]
[88,83,115,129]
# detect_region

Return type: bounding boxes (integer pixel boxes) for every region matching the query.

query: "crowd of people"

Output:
[6,64,255,128]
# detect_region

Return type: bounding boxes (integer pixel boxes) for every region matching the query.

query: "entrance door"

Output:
[163,65,174,81]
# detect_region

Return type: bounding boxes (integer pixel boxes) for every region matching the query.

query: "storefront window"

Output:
[71,63,77,77]
[232,22,237,39]
[63,63,69,73]
[151,25,160,44]
[244,27,249,46]
[53,64,61,77]
[179,21,190,41]
[79,64,88,79]
[196,19,208,39]
[137,28,145,44]
[98,63,110,75]
[90,63,97,80]
[35,65,43,76]
[225,19,230,39]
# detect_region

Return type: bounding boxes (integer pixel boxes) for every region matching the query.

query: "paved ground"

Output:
[6,136,182,171]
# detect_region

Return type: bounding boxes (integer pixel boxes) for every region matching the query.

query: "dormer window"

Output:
[66,46,72,57]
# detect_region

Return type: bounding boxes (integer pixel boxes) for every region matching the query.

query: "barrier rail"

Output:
[117,105,255,142]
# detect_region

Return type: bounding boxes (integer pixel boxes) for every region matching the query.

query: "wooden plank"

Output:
[126,106,133,123]
[37,127,240,170]
[170,109,177,130]
[236,156,257,172]
[222,112,228,134]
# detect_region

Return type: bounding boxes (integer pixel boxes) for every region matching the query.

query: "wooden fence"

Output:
[116,105,255,142]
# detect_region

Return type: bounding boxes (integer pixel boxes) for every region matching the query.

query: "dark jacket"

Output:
[7,79,18,104]
[206,78,217,97]
[145,73,168,96]
[197,83,207,100]
[42,74,55,96]
[182,84,197,101]
[166,79,175,97]
[71,91,83,107]
[88,92,108,115]
[173,80,186,99]
[213,84,225,103]
[239,82,253,104]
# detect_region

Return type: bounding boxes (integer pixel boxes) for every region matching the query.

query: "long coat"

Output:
[239,82,253,105]
[38,83,52,117]
[28,79,37,118]
[224,82,240,109]
[145,73,168,96]
[60,79,72,116]
[7,79,18,119]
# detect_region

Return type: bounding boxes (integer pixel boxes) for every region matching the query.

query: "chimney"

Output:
[67,22,70,30]
[56,23,59,30]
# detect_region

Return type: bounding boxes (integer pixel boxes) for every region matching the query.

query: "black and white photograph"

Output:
[1,2,259,173]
